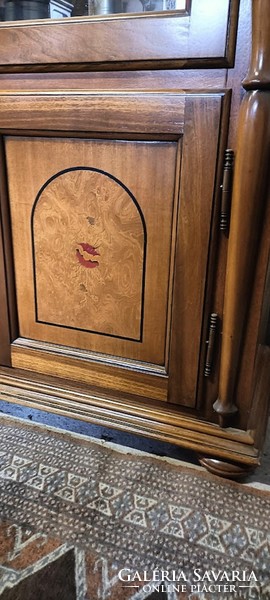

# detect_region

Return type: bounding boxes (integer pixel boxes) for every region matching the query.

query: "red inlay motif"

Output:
[76,243,100,269]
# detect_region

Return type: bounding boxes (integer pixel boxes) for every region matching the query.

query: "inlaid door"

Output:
[6,137,176,365]
[0,91,226,408]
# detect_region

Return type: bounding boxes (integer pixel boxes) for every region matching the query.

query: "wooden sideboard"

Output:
[0,0,269,478]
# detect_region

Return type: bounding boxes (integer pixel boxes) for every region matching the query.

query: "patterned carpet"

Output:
[0,415,270,599]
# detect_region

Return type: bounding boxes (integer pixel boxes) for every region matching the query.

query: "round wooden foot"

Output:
[198,456,255,480]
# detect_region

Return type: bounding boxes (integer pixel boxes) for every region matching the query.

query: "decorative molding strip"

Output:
[0,369,259,465]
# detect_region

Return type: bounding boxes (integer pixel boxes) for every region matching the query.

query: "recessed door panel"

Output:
[6,136,178,366]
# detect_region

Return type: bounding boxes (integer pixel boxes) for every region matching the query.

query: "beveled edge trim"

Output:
[0,89,226,97]
[12,337,167,377]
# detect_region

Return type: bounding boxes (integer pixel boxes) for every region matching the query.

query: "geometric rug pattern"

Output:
[0,415,270,599]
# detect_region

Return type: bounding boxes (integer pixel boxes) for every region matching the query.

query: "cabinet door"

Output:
[0,91,225,408]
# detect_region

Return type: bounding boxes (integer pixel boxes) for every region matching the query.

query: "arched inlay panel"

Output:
[6,135,178,367]
[32,168,146,341]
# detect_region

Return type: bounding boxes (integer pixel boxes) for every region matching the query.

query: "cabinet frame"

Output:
[0,0,269,479]
[0,0,239,72]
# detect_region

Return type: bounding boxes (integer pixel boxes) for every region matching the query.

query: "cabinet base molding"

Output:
[198,457,256,480]
[0,368,260,470]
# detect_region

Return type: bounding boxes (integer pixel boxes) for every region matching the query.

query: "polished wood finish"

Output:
[11,340,168,401]
[0,0,237,72]
[0,0,269,478]
[247,344,270,450]
[198,457,255,480]
[199,0,252,428]
[0,70,227,91]
[0,367,259,466]
[243,0,270,90]
[6,136,177,365]
[232,183,270,429]
[0,92,185,135]
[215,0,270,427]
[0,137,18,358]
[214,91,270,425]
[168,94,224,407]
[3,94,224,407]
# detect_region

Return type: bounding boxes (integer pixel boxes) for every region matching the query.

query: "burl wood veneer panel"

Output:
[6,137,178,366]
[32,167,145,341]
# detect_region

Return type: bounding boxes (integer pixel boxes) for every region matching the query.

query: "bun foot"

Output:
[198,456,255,480]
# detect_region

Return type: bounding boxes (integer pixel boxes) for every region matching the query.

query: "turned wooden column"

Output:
[214,0,270,426]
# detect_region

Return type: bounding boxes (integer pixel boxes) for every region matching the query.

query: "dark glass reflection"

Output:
[0,0,184,21]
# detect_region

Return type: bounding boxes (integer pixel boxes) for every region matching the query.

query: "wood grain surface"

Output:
[0,92,185,135]
[6,136,177,366]
[0,70,226,92]
[215,91,270,423]
[0,365,259,467]
[0,0,269,476]
[243,0,270,90]
[32,167,145,340]
[11,342,168,401]
[0,0,235,71]
[215,0,270,425]
[168,94,223,407]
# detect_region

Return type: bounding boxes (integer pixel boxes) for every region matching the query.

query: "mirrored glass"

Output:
[0,0,186,22]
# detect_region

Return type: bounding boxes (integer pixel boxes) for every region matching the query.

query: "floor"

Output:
[0,398,269,485]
